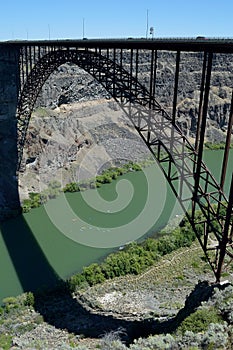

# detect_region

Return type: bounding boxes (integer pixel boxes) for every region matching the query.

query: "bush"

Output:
[68,213,200,292]
[63,182,80,192]
[131,163,142,171]
[83,263,105,286]
[95,174,112,184]
[0,333,12,350]
[156,235,176,255]
[100,328,127,350]
[69,273,87,292]
[201,322,229,350]
[2,296,19,313]
[204,141,231,150]
[2,296,18,306]
[177,307,223,335]
[24,291,35,307]
[209,285,233,324]
[130,334,176,350]
[22,198,32,212]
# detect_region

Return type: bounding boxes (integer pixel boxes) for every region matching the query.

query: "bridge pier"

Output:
[0,45,21,221]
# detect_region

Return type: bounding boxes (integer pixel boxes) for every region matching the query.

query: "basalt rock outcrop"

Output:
[19,99,150,199]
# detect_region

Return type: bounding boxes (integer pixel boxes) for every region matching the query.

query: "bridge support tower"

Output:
[0,45,21,221]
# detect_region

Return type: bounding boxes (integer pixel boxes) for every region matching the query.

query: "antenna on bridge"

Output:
[150,26,154,39]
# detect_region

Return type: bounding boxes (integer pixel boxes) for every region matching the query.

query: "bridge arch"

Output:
[17,48,232,281]
[17,49,163,161]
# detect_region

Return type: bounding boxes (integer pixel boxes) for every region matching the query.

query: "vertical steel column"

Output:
[168,51,180,180]
[93,47,97,76]
[172,50,180,124]
[193,52,213,203]
[169,50,180,165]
[216,173,233,282]
[25,46,28,80]
[33,45,36,66]
[106,48,110,92]
[28,46,32,73]
[113,47,116,98]
[220,89,233,190]
[38,45,41,59]
[120,48,123,102]
[152,50,157,102]
[98,48,102,82]
[20,47,25,93]
[195,52,207,153]
[135,49,139,103]
[149,49,155,109]
[129,49,133,99]
[135,49,139,83]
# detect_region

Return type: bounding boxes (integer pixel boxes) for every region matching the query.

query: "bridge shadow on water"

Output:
[0,213,220,343]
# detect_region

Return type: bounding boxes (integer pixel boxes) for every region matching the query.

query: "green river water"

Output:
[0,149,232,302]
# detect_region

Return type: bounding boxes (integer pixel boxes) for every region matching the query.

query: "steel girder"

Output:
[17,46,233,281]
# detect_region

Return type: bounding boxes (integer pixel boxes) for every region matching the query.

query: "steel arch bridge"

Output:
[4,39,233,281]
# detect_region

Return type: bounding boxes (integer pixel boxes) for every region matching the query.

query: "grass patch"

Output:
[0,334,12,350]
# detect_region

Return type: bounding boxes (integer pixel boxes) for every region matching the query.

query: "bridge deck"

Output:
[2,38,233,53]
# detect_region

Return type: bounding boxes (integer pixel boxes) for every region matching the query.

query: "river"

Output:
[0,149,232,302]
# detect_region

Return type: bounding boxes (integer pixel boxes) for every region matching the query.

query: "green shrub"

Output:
[2,296,18,306]
[28,192,41,208]
[103,175,112,183]
[95,174,112,184]
[177,307,223,335]
[156,235,176,255]
[83,263,105,286]
[63,182,80,192]
[115,167,127,175]
[22,198,32,212]
[69,273,87,292]
[24,291,35,307]
[143,237,159,252]
[131,163,142,171]
[178,226,196,247]
[2,296,19,313]
[204,141,232,150]
[0,334,12,350]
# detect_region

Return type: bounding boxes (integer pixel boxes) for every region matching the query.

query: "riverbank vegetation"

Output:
[22,159,153,213]
[68,215,197,291]
[204,141,233,150]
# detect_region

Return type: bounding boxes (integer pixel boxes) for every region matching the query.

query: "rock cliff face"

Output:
[19,52,233,199]
[19,98,150,199]
[35,51,233,141]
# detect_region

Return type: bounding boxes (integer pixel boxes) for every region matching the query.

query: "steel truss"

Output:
[17,46,233,281]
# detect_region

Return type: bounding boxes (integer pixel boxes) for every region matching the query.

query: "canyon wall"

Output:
[19,51,233,199]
